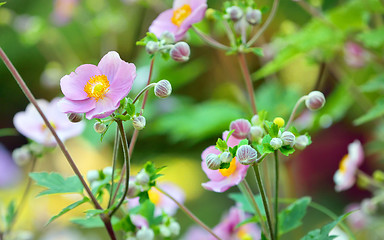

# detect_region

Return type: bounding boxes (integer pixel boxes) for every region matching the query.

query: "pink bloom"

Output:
[149,0,207,41]
[59,51,136,120]
[344,42,367,68]
[345,203,368,229]
[0,144,21,188]
[51,0,79,26]
[333,140,364,192]
[13,98,85,147]
[201,131,250,192]
[128,182,185,216]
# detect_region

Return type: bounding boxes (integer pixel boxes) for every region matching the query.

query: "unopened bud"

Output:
[12,147,32,166]
[159,224,171,238]
[373,170,384,182]
[87,170,100,183]
[237,145,258,165]
[136,227,154,240]
[281,131,295,147]
[127,181,141,198]
[230,119,251,139]
[246,8,262,25]
[226,6,243,21]
[103,166,113,177]
[170,42,190,62]
[305,91,325,111]
[136,169,150,186]
[133,116,146,130]
[146,41,159,54]
[94,122,107,133]
[270,138,283,150]
[206,153,221,170]
[220,151,232,163]
[155,80,172,98]
[67,112,83,123]
[249,126,263,141]
[169,221,180,236]
[160,31,175,44]
[295,135,309,150]
[273,117,285,128]
[251,114,259,125]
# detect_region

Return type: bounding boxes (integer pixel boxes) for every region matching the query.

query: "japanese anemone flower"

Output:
[59,51,136,119]
[149,0,207,41]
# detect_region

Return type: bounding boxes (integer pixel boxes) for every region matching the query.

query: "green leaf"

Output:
[125,102,136,117]
[279,146,295,156]
[238,139,249,147]
[261,135,275,154]
[354,97,384,125]
[357,26,384,48]
[47,198,89,225]
[0,2,6,7]
[219,162,231,169]
[5,200,16,228]
[138,200,155,225]
[228,193,265,216]
[279,197,311,235]
[114,215,136,232]
[360,74,384,92]
[300,212,352,240]
[29,172,84,196]
[216,138,228,152]
[251,47,264,57]
[71,216,120,228]
[0,128,17,137]
[270,123,279,138]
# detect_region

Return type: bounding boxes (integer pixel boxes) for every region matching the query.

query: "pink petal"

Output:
[107,62,136,105]
[60,64,101,100]
[173,0,190,9]
[149,9,178,38]
[201,146,226,181]
[98,51,122,82]
[202,179,233,192]
[58,97,96,114]
[85,97,118,119]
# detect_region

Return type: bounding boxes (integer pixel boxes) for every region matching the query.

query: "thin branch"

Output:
[192,26,231,51]
[238,53,257,115]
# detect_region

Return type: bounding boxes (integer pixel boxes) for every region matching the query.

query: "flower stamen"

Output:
[84,75,110,101]
[148,188,161,205]
[219,157,237,177]
[339,154,349,174]
[171,4,192,27]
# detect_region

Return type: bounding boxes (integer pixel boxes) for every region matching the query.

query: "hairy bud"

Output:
[305,91,325,111]
[94,122,107,133]
[136,227,154,240]
[295,135,309,150]
[12,147,32,166]
[160,31,175,44]
[230,119,251,139]
[155,80,172,98]
[281,131,295,147]
[220,151,232,163]
[236,145,258,165]
[270,138,283,150]
[249,126,264,141]
[132,116,146,130]
[251,114,259,125]
[87,170,100,183]
[246,8,262,25]
[170,42,190,62]
[67,112,83,123]
[136,169,150,186]
[226,6,243,22]
[146,41,159,54]
[206,153,221,170]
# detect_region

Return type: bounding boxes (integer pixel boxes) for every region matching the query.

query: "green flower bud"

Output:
[295,135,309,150]
[270,138,283,150]
[94,122,107,133]
[281,131,295,147]
[206,153,221,170]
[220,151,232,163]
[87,170,100,183]
[146,41,159,54]
[132,116,146,130]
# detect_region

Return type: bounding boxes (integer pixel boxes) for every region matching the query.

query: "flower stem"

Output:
[108,127,120,208]
[132,83,157,105]
[238,53,257,115]
[285,96,307,129]
[192,26,231,51]
[0,47,116,240]
[273,151,280,239]
[238,181,268,235]
[247,0,280,47]
[253,163,275,240]
[155,186,222,240]
[109,120,130,217]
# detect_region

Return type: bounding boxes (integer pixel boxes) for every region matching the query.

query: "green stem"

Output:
[156,186,222,240]
[274,151,279,239]
[285,96,307,129]
[238,181,269,235]
[238,53,257,115]
[108,127,120,208]
[132,83,157,105]
[253,164,275,240]
[109,120,130,217]
[192,26,231,51]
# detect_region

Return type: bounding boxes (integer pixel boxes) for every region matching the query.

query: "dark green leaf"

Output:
[0,2,6,7]
[5,200,16,228]
[279,146,295,156]
[279,197,311,235]
[47,198,89,225]
[29,172,84,196]
[220,162,231,169]
[238,139,249,147]
[354,97,384,125]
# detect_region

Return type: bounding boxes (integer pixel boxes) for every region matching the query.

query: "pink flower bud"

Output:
[305,91,326,111]
[226,6,243,22]
[67,112,83,123]
[246,8,262,25]
[229,119,251,139]
[281,131,295,147]
[155,80,172,98]
[170,42,190,62]
[236,145,258,165]
[132,116,146,130]
[206,153,221,170]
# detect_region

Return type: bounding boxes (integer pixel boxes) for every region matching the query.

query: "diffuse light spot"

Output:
[171,4,192,27]
[148,188,161,205]
[219,158,237,177]
[84,75,110,101]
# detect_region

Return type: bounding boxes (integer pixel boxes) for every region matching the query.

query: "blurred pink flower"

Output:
[59,51,136,119]
[0,144,21,188]
[333,140,364,192]
[344,42,367,68]
[201,131,249,192]
[51,0,79,26]
[149,0,207,41]
[13,98,85,147]
[345,203,368,229]
[128,182,185,216]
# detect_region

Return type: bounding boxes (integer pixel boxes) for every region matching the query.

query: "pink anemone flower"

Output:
[201,131,250,192]
[13,98,85,147]
[59,51,136,120]
[149,0,207,41]
[333,140,364,192]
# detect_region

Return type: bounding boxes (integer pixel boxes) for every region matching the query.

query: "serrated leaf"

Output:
[125,102,136,117]
[279,146,295,156]
[354,98,384,125]
[238,139,249,147]
[216,138,228,151]
[47,198,88,225]
[29,172,84,196]
[279,197,311,235]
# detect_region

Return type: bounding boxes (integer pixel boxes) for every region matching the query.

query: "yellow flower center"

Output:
[41,121,56,130]
[219,158,237,177]
[84,75,110,101]
[171,4,192,27]
[339,154,349,174]
[148,188,161,205]
[237,228,252,240]
[273,117,285,128]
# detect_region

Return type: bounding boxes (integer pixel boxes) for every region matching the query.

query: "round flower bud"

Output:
[249,126,264,141]
[169,221,180,236]
[170,42,190,62]
[220,151,232,163]
[281,131,296,147]
[87,170,100,183]
[132,116,146,130]
[205,8,216,20]
[136,169,150,186]
[205,153,221,170]
[273,117,285,128]
[305,91,325,111]
[103,166,113,177]
[94,122,107,133]
[270,138,283,150]
[136,227,154,240]
[12,147,32,166]
[127,181,141,198]
[251,114,259,125]
[295,135,309,150]
[373,170,384,182]
[159,224,171,238]
[246,8,262,25]
[226,6,243,22]
[236,145,258,165]
[230,119,251,139]
[155,80,172,98]
[160,31,175,44]
[145,41,159,55]
[67,112,83,123]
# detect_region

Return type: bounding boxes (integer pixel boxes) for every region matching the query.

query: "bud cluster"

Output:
[86,166,114,190]
[225,5,262,26]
